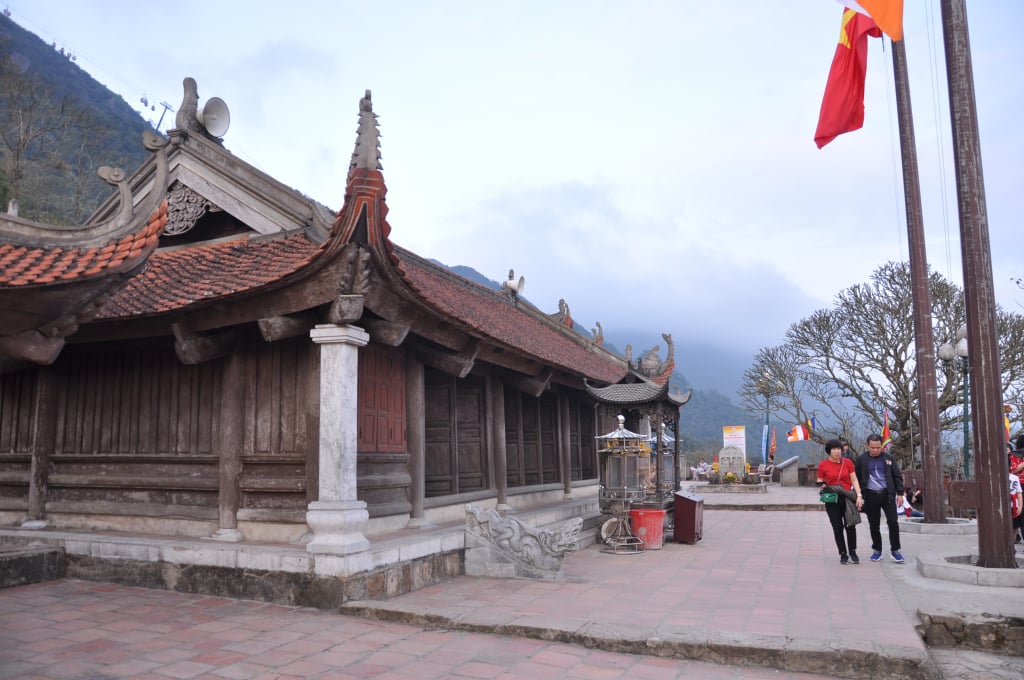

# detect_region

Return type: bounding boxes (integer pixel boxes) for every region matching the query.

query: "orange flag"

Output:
[846,1,903,42]
[814,9,882,149]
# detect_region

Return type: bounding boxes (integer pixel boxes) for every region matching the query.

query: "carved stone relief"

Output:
[464,504,582,580]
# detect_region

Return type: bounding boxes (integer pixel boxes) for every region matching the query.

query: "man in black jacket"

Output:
[855,433,906,563]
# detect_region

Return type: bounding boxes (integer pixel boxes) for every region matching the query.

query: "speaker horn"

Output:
[197,97,230,137]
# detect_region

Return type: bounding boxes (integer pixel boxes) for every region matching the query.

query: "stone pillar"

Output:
[490,379,510,512]
[405,354,429,528]
[209,350,244,541]
[559,393,573,500]
[305,324,370,555]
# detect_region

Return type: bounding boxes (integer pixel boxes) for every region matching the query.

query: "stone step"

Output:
[0,544,66,589]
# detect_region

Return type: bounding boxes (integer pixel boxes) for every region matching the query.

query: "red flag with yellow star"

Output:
[814,8,882,148]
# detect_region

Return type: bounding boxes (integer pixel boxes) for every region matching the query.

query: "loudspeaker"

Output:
[197,97,230,137]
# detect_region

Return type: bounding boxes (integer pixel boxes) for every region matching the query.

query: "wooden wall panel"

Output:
[238,335,313,511]
[357,345,406,453]
[424,369,454,496]
[504,387,523,487]
[568,399,597,481]
[521,395,541,485]
[539,393,559,484]
[0,368,36,453]
[455,375,486,492]
[55,344,217,456]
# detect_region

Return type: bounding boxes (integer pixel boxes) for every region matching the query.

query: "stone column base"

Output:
[305,500,370,555]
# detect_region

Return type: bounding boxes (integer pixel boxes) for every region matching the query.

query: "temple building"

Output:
[0,79,686,589]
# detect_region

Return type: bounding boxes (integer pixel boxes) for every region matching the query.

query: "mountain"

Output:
[0,13,153,223]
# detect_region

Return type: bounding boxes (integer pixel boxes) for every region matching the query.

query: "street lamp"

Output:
[937,324,970,479]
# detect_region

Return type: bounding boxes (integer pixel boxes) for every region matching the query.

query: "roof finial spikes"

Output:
[349,89,382,173]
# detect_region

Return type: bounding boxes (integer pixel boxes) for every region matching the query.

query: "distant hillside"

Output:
[0,13,153,223]
[439,261,765,456]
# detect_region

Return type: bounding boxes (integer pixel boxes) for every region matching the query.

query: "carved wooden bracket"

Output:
[172,321,236,365]
[412,342,479,378]
[362,319,409,347]
[326,294,365,324]
[258,313,317,342]
[0,331,64,365]
[502,367,552,398]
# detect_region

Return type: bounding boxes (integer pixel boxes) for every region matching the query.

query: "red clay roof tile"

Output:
[97,231,319,318]
[0,201,168,288]
[398,258,626,384]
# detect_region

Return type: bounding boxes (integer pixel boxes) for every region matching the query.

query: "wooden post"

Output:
[890,38,946,524]
[210,349,244,541]
[490,378,509,511]
[559,393,572,499]
[941,0,1015,567]
[405,354,428,527]
[24,368,57,528]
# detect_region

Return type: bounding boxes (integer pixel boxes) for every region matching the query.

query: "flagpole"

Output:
[940,0,1015,568]
[889,37,947,525]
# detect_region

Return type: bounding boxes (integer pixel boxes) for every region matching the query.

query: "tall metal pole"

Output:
[940,0,1014,567]
[890,38,945,524]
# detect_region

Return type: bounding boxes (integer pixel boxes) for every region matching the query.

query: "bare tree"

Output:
[0,48,96,222]
[739,262,1024,468]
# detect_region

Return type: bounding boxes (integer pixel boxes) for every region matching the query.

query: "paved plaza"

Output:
[1,484,1022,679]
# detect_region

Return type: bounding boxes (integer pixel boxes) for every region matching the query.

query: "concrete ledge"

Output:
[688,483,767,494]
[919,609,1024,654]
[340,601,934,680]
[916,553,1024,587]
[900,518,977,535]
[0,545,65,589]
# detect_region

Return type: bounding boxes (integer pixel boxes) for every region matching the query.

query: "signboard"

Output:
[722,425,746,455]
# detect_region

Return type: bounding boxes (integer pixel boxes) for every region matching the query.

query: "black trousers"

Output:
[862,489,901,552]
[824,500,857,556]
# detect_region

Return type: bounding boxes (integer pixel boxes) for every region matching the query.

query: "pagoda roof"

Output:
[1,80,636,387]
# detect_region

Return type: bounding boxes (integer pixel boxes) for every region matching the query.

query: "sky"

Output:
[5,1,1023,395]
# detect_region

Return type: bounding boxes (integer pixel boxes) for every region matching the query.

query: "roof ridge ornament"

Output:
[548,298,572,327]
[349,89,382,173]
[174,77,228,144]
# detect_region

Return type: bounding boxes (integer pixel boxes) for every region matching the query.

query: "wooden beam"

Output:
[500,367,552,398]
[363,319,410,347]
[363,285,471,350]
[477,344,544,376]
[258,312,317,342]
[412,342,479,379]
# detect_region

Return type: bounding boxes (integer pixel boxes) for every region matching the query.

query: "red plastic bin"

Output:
[629,508,666,550]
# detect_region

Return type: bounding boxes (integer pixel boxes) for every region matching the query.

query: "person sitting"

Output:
[909,487,923,508]
[690,458,710,480]
[896,494,923,518]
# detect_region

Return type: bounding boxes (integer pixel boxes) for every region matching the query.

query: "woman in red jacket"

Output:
[817,438,864,565]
